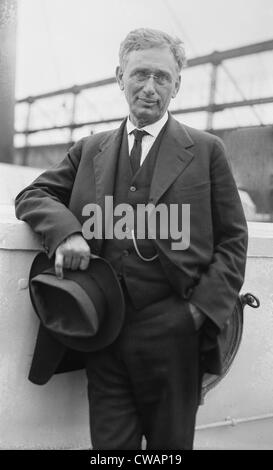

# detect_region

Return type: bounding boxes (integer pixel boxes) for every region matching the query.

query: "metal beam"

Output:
[15,96,273,135]
[187,39,273,67]
[16,79,116,104]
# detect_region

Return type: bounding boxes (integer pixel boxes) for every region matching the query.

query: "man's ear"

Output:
[172,74,181,98]
[116,66,124,91]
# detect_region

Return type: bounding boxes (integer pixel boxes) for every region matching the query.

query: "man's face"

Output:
[116,47,181,127]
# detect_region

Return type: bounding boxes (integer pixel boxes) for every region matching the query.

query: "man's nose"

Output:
[142,76,156,94]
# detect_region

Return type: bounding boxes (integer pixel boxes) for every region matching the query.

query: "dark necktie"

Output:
[130,129,149,174]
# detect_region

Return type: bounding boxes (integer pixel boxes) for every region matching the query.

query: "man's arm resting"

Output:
[15,139,84,258]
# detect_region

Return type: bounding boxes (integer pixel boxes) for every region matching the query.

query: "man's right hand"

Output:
[54,233,91,279]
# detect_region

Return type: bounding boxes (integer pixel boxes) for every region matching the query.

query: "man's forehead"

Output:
[124,47,178,71]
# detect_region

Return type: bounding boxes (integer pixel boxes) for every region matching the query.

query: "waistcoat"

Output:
[102,122,172,309]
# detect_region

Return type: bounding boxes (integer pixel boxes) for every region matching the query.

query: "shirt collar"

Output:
[126,112,168,139]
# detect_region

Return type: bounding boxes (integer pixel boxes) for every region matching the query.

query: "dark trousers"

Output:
[85,290,202,450]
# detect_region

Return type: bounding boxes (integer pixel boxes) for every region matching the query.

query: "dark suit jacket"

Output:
[15,114,248,384]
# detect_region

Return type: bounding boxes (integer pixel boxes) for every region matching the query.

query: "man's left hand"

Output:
[188,302,206,330]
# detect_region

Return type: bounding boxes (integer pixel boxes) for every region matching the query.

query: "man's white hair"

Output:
[119,28,186,72]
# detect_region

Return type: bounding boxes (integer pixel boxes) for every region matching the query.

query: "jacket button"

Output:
[130,186,137,192]
[122,250,129,257]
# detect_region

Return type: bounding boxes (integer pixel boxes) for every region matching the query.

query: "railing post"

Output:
[0,0,17,163]
[206,59,219,130]
[22,98,33,166]
[69,86,80,144]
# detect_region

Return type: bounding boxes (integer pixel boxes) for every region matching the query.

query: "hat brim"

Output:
[29,252,125,352]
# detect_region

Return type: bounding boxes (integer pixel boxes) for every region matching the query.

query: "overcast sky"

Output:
[16,0,273,98]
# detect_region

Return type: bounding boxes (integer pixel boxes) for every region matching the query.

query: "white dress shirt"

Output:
[126,112,168,166]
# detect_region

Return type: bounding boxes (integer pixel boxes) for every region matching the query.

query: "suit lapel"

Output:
[93,119,126,251]
[91,115,194,250]
[149,115,195,205]
[93,119,126,205]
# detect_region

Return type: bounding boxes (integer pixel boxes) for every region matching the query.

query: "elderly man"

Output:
[15,28,248,450]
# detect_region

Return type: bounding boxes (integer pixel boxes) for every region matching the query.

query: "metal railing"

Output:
[16,39,273,143]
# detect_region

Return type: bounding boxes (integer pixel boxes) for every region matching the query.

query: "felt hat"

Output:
[29,252,125,352]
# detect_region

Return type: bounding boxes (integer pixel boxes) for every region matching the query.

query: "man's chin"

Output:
[133,108,161,126]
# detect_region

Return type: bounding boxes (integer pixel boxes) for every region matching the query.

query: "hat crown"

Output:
[29,252,125,352]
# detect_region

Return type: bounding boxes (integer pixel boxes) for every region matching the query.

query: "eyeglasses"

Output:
[133,70,171,86]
